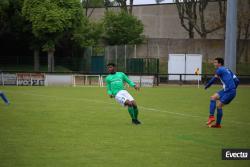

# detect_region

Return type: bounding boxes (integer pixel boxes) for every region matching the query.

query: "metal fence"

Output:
[104,45,159,73]
[1,71,250,86]
[157,74,250,85]
[0,42,250,75]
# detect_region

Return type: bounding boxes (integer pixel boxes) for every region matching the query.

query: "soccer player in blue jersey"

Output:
[0,91,10,105]
[204,58,239,128]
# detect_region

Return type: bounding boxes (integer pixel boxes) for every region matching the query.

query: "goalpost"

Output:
[73,75,106,87]
[100,75,107,87]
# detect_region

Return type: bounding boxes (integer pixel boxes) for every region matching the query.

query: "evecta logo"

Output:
[222,149,250,160]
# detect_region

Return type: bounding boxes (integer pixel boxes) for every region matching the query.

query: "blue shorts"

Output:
[217,89,236,105]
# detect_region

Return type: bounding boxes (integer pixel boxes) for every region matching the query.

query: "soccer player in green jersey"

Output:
[105,63,141,125]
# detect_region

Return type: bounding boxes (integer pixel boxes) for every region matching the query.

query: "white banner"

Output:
[0,73,17,85]
[168,54,202,81]
[168,54,185,80]
[17,73,45,86]
[129,75,155,87]
[45,74,73,86]
[185,54,202,81]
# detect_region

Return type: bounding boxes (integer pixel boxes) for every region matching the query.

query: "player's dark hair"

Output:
[214,57,224,65]
[107,63,116,67]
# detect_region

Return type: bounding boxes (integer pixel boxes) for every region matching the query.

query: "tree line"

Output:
[0,0,144,72]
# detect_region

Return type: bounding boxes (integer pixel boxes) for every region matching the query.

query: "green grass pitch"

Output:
[0,86,250,167]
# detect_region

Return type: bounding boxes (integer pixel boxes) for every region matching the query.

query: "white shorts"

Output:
[115,90,134,106]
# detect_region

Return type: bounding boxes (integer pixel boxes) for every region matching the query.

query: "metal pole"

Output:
[198,74,200,88]
[157,44,159,59]
[1,72,3,86]
[115,45,118,66]
[134,45,137,58]
[225,0,237,72]
[106,46,109,64]
[125,45,127,72]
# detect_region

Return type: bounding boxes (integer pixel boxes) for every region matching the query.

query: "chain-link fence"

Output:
[104,45,159,74]
[1,39,250,75]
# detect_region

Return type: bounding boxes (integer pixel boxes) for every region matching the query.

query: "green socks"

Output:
[127,106,139,120]
[133,106,139,120]
[128,107,136,120]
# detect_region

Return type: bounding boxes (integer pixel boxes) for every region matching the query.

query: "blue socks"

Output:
[209,100,223,125]
[0,92,9,105]
[209,100,216,116]
[216,108,223,125]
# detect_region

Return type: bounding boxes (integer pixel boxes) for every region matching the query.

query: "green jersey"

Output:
[105,72,135,96]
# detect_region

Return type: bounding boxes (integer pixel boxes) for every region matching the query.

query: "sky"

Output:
[130,0,174,5]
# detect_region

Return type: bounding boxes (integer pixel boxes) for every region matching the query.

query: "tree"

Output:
[22,0,85,72]
[0,0,27,37]
[104,0,115,10]
[0,0,9,10]
[82,0,104,17]
[175,0,196,38]
[0,0,9,36]
[0,0,37,70]
[115,0,134,14]
[103,11,144,45]
[27,33,44,71]
[175,0,226,39]
[73,17,104,48]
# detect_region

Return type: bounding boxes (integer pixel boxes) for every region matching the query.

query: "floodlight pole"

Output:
[225,0,238,73]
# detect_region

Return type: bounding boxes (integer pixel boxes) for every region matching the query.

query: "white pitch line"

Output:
[4,90,250,126]
[140,106,201,118]
[4,90,201,118]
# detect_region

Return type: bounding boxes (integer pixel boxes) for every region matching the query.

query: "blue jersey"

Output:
[215,66,239,91]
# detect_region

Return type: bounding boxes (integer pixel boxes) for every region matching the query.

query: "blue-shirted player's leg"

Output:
[0,91,10,105]
[210,89,236,128]
[210,101,223,128]
[206,93,219,125]
[209,90,224,128]
[217,103,223,124]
